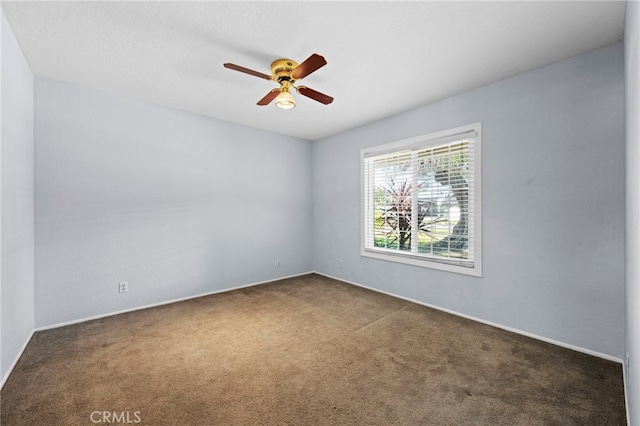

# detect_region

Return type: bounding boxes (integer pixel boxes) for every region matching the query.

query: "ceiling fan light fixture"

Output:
[275,89,295,110]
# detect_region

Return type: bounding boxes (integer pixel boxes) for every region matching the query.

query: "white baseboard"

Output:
[1,328,35,390]
[35,271,313,332]
[314,271,623,364]
[623,359,630,426]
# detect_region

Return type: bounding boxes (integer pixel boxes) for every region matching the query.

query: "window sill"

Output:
[361,248,482,277]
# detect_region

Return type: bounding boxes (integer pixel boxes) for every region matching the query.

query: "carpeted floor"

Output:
[0,274,626,425]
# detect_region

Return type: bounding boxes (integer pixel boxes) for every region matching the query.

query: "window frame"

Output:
[361,122,482,277]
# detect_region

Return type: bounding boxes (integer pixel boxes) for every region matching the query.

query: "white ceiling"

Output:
[1,1,626,141]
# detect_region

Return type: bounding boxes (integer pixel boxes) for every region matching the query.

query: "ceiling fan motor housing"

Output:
[271,59,299,83]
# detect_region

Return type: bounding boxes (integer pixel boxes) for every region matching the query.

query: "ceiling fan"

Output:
[223,53,333,110]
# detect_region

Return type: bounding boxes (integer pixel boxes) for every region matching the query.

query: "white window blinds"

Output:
[362,123,481,276]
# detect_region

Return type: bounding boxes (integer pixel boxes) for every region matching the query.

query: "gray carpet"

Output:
[0,274,626,425]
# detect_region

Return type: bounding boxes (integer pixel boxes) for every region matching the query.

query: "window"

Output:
[362,123,481,276]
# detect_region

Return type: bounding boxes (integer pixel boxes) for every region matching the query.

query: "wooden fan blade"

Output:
[224,63,272,80]
[297,86,333,105]
[291,54,327,80]
[257,89,281,106]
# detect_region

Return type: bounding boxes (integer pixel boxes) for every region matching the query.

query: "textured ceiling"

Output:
[1,1,626,141]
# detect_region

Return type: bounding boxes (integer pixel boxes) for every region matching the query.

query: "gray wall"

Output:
[1,12,35,384]
[313,43,625,360]
[625,0,640,423]
[34,77,312,327]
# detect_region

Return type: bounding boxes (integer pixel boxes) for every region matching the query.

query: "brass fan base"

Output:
[271,59,299,82]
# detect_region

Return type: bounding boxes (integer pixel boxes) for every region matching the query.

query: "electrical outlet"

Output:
[276,259,281,268]
[339,259,344,268]
[119,281,128,293]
